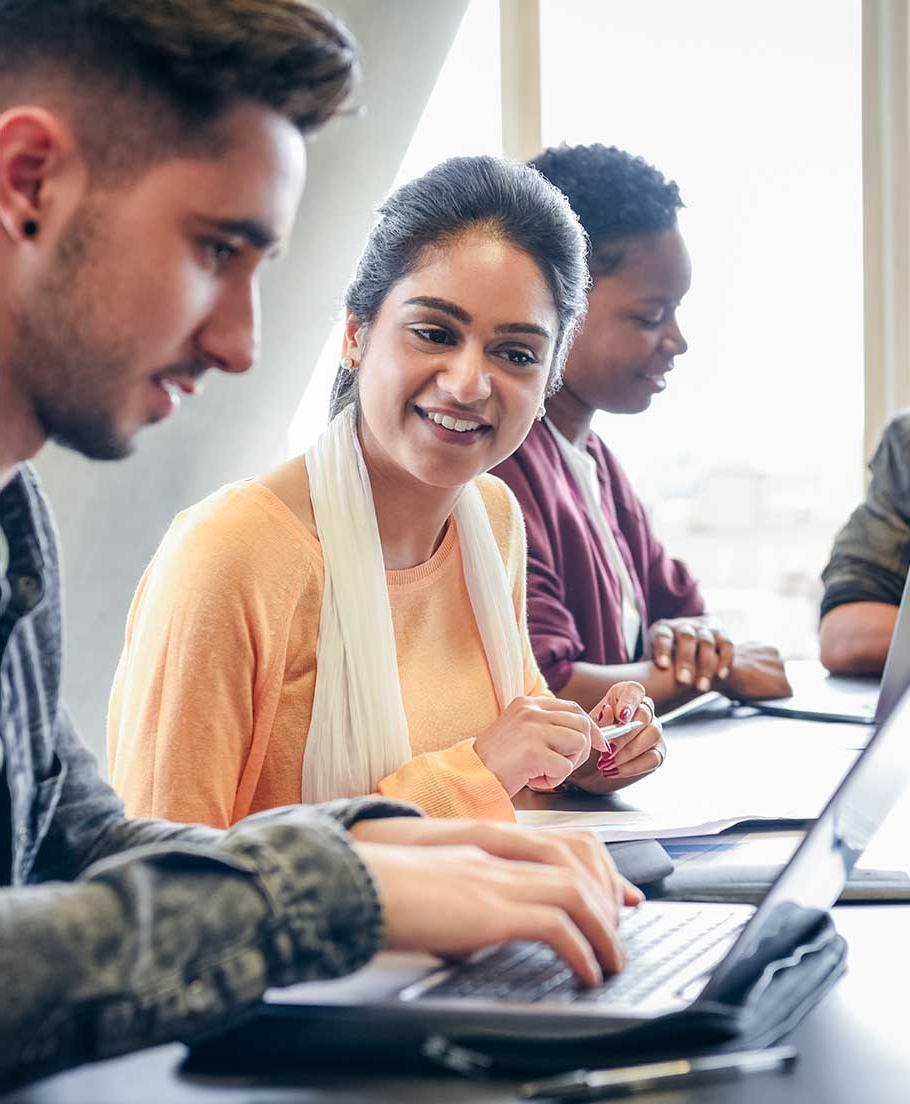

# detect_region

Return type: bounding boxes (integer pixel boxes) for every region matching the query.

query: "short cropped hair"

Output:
[530,143,683,277]
[0,0,358,180]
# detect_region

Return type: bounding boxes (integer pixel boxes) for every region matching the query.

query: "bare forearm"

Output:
[559,660,700,713]
[819,602,898,676]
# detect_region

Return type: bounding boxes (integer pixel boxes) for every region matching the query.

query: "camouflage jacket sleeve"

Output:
[0,800,418,1090]
[821,413,910,616]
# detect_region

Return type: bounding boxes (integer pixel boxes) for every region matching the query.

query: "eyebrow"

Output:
[634,295,680,306]
[403,296,552,340]
[206,217,279,252]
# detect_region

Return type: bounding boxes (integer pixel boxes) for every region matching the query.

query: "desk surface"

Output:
[515,703,868,836]
[6,905,908,1104]
[10,705,909,1102]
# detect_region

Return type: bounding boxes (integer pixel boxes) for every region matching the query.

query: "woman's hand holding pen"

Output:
[473,696,609,797]
[569,681,666,795]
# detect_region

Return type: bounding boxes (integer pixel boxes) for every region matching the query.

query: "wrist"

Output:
[471,740,515,796]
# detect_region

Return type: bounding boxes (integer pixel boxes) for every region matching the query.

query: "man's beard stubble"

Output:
[9,205,135,461]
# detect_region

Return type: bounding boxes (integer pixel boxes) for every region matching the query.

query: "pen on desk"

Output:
[518,1045,798,1102]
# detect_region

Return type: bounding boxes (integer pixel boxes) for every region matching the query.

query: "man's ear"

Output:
[341,311,368,365]
[0,107,79,243]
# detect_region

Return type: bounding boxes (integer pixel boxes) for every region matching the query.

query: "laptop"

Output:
[256,677,910,1035]
[749,572,910,725]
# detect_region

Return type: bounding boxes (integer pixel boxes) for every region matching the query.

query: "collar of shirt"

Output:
[543,418,643,661]
[0,524,9,621]
[0,469,46,644]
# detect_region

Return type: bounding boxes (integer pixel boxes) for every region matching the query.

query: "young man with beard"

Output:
[0,2,633,1088]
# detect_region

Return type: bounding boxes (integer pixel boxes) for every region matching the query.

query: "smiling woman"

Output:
[107,154,667,827]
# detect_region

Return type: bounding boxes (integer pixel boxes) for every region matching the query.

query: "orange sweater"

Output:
[107,474,546,827]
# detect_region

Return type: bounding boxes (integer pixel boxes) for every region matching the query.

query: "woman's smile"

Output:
[413,402,494,447]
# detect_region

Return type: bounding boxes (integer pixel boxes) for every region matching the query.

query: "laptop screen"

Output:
[873,571,910,725]
[704,681,910,994]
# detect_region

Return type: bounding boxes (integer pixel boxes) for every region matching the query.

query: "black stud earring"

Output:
[23,220,38,239]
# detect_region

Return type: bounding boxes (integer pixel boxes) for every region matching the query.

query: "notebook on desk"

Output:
[194,677,910,1069]
[749,573,910,725]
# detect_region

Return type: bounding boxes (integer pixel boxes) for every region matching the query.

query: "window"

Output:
[539,0,863,655]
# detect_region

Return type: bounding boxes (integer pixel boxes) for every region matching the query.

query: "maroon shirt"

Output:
[492,421,704,693]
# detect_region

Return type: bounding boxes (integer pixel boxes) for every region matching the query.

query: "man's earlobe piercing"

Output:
[23,220,39,239]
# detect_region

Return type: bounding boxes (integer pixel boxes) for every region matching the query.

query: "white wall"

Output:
[35,0,469,762]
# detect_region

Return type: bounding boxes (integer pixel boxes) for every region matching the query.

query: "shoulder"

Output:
[149,478,320,596]
[879,410,910,452]
[257,454,318,539]
[870,410,910,504]
[475,472,522,525]
[473,473,526,571]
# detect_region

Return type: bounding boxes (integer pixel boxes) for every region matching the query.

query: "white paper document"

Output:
[515,713,861,842]
[515,808,765,841]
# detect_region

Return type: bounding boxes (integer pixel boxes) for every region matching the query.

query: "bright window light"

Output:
[540,0,863,656]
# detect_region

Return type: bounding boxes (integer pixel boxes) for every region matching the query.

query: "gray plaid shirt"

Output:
[821,412,910,615]
[0,465,417,1089]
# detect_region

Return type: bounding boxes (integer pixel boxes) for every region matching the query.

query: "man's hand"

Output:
[716,642,792,700]
[350,818,643,986]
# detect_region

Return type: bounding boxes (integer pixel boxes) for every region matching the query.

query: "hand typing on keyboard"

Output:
[419,906,747,1008]
[350,818,645,986]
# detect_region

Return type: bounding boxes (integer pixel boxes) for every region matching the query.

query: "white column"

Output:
[863,0,910,460]
[500,0,542,161]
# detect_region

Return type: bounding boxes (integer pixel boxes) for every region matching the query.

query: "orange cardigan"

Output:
[107,474,546,827]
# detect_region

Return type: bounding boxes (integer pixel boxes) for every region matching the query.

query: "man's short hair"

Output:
[0,0,358,180]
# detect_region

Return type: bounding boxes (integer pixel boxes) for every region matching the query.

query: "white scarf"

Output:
[301,404,525,802]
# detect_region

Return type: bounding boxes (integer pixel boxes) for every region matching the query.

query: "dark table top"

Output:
[5,904,908,1104]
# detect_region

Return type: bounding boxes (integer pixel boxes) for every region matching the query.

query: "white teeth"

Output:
[426,411,482,432]
[161,380,182,407]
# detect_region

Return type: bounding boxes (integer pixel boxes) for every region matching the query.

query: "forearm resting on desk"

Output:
[0,809,382,1090]
[820,602,897,676]
[560,660,699,714]
[560,643,790,714]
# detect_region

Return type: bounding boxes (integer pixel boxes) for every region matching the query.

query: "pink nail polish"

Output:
[602,766,621,778]
[619,706,632,723]
[597,750,616,773]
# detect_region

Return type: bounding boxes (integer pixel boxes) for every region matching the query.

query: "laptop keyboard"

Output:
[416,905,747,1007]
